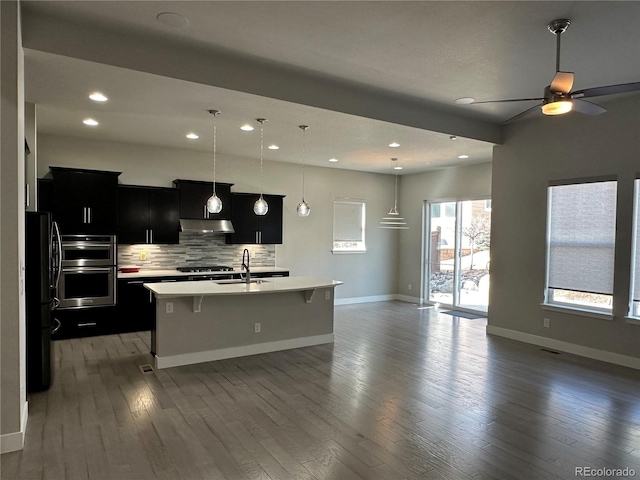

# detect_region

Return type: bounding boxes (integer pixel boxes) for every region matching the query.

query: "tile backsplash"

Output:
[118,232,275,269]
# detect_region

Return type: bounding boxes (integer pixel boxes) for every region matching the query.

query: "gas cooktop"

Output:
[176,266,234,273]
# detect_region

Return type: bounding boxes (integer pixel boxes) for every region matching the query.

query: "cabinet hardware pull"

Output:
[204,205,207,218]
[150,229,153,243]
[128,281,145,284]
[88,207,92,224]
[78,322,97,328]
[83,207,86,223]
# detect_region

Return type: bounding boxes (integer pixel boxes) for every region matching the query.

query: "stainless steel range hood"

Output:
[179,219,235,234]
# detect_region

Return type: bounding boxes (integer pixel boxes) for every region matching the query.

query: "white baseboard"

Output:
[486,325,640,371]
[335,294,420,305]
[0,400,28,454]
[394,295,421,304]
[156,333,334,369]
[335,295,395,305]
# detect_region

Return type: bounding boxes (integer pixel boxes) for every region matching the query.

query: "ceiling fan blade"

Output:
[501,104,542,124]
[472,98,544,105]
[571,99,606,115]
[550,71,574,94]
[572,82,640,99]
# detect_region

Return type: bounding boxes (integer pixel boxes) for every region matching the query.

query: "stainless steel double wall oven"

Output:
[57,234,117,308]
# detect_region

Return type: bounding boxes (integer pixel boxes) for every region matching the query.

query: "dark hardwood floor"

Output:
[2,301,640,479]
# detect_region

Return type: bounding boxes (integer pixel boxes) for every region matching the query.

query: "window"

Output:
[333,198,366,253]
[546,180,617,312]
[432,204,441,218]
[444,203,455,217]
[630,179,640,317]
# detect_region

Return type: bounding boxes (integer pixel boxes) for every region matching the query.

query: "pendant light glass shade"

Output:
[254,118,269,216]
[206,109,223,214]
[380,158,409,229]
[297,125,311,217]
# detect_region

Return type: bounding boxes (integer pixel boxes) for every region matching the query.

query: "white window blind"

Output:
[333,199,366,252]
[547,181,617,296]
[632,179,640,303]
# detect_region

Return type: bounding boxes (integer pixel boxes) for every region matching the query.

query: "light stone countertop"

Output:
[144,276,342,299]
[118,266,289,279]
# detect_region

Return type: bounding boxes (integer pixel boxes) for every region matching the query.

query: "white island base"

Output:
[144,276,342,369]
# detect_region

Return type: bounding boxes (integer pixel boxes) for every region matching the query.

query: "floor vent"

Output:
[139,364,155,374]
[540,348,560,355]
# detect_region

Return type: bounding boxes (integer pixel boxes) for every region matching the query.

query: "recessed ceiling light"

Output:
[89,92,108,102]
[449,135,457,141]
[156,12,189,29]
[393,166,403,170]
[388,142,400,148]
[329,158,338,163]
[240,125,254,131]
[83,118,99,126]
[425,162,432,165]
[186,133,199,139]
[268,145,279,150]
[458,154,469,159]
[454,97,475,105]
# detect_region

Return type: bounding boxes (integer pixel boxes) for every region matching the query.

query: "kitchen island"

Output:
[144,276,342,369]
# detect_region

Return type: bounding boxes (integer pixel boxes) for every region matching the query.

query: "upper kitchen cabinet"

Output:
[37,178,54,213]
[226,193,284,244]
[50,167,121,235]
[173,180,233,220]
[118,185,179,245]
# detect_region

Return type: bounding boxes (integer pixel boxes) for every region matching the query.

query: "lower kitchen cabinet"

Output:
[116,278,156,332]
[51,306,120,340]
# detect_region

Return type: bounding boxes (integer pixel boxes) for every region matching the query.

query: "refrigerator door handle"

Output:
[52,221,63,291]
[51,318,61,334]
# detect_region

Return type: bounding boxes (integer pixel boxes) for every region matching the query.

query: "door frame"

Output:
[422,195,491,314]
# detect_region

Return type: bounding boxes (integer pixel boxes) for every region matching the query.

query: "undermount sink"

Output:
[214,279,268,285]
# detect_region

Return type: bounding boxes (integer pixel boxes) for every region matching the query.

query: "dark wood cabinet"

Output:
[37,178,54,213]
[116,278,156,333]
[50,167,120,234]
[226,193,284,244]
[118,185,179,245]
[173,180,233,220]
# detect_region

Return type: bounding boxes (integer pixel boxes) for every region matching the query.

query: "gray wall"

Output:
[489,95,640,359]
[1,0,27,448]
[396,162,493,301]
[38,134,399,300]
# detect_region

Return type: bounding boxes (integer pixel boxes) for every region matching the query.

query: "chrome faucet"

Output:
[241,248,251,284]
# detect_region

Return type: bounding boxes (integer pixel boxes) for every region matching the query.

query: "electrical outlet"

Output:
[543,318,550,328]
[166,302,173,314]
[140,252,147,260]
[254,322,261,333]
[408,284,412,291]
[325,290,331,300]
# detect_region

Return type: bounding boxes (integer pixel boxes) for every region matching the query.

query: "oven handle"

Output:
[62,266,114,273]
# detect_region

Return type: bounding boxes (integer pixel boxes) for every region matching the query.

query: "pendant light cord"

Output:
[302,127,306,200]
[212,122,217,195]
[394,171,398,210]
[259,120,264,195]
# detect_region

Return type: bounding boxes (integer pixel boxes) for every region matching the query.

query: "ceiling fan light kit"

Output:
[467,18,640,123]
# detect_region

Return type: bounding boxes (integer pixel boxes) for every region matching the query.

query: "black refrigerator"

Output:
[25,211,61,392]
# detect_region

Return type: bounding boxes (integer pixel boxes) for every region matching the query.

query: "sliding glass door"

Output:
[427,199,491,312]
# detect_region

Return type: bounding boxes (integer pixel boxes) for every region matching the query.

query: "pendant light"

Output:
[206,109,223,214]
[297,125,310,217]
[253,118,269,216]
[379,158,409,229]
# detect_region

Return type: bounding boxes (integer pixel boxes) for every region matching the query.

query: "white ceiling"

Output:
[21,1,640,174]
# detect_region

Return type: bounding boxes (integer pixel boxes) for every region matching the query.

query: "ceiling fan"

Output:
[468,19,640,123]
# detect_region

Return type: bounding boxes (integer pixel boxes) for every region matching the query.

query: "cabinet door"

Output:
[117,279,154,332]
[37,179,54,213]
[226,193,259,244]
[258,195,283,244]
[175,181,233,220]
[149,188,180,244]
[118,186,149,245]
[51,169,119,234]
